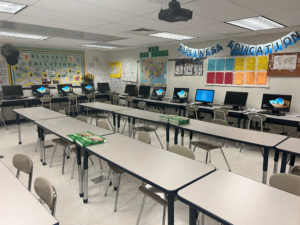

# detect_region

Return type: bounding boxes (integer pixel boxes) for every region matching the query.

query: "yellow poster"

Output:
[234,72,244,85]
[109,61,122,78]
[257,56,268,70]
[257,71,268,85]
[235,58,244,71]
[246,57,256,71]
[246,72,256,85]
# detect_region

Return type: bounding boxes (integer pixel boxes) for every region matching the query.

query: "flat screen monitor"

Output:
[31,85,50,96]
[81,83,95,93]
[2,85,24,97]
[97,83,110,93]
[138,85,151,97]
[124,84,136,96]
[195,89,215,105]
[224,91,248,109]
[261,94,292,113]
[173,88,189,102]
[57,84,73,95]
[152,87,166,100]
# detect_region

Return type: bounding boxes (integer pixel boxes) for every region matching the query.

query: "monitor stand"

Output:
[230,106,241,111]
[196,102,212,107]
[271,110,281,114]
[156,97,163,101]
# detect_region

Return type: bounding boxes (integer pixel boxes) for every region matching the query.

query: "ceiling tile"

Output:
[170,28,219,37]
[18,6,109,27]
[96,23,140,32]
[256,27,293,35]
[196,23,249,34]
[9,0,39,4]
[230,31,261,38]
[266,10,300,27]
[82,27,140,38]
[106,38,150,46]
[204,34,229,41]
[0,36,36,43]
[0,12,14,20]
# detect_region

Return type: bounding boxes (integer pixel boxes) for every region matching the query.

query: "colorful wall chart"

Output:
[205,55,269,87]
[109,61,121,78]
[175,57,203,76]
[140,57,167,87]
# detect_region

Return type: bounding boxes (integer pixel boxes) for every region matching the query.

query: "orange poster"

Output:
[246,72,256,85]
[257,71,268,85]
[234,72,244,85]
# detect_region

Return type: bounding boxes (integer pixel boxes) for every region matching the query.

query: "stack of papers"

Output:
[246,108,261,112]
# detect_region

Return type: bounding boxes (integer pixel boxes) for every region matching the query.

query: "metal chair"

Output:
[0,101,7,129]
[34,177,57,217]
[86,93,97,116]
[270,173,300,196]
[121,97,135,134]
[113,95,126,106]
[90,101,113,129]
[191,119,231,171]
[109,92,117,103]
[12,153,33,191]
[40,96,52,110]
[64,95,80,116]
[136,145,195,225]
[213,108,235,126]
[185,104,204,120]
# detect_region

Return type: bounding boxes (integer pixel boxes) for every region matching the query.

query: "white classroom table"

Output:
[177,170,300,225]
[83,133,215,225]
[0,161,59,225]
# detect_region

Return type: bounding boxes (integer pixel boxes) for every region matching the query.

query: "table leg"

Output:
[76,146,83,197]
[132,118,135,138]
[243,117,247,129]
[189,206,197,225]
[128,117,131,137]
[166,123,170,150]
[168,194,174,225]
[117,114,120,133]
[189,131,193,149]
[37,126,42,162]
[16,114,21,144]
[280,152,288,173]
[262,148,269,184]
[181,128,184,146]
[83,150,89,203]
[273,151,279,174]
[80,106,84,116]
[113,113,116,133]
[289,155,296,174]
[179,108,181,116]
[237,114,241,128]
[40,127,46,165]
[174,127,179,145]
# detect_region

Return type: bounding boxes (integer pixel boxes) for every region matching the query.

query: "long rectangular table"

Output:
[171,119,288,183]
[177,170,300,225]
[83,133,215,225]
[0,161,59,225]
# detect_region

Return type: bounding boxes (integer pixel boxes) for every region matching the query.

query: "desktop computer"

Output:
[124,84,136,96]
[81,83,95,94]
[32,85,50,97]
[137,85,151,98]
[194,89,214,107]
[151,87,166,100]
[2,85,24,99]
[172,88,189,103]
[98,83,110,93]
[223,91,248,110]
[57,84,73,96]
[260,94,292,115]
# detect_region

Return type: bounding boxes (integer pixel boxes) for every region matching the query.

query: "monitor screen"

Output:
[152,87,166,98]
[224,91,248,107]
[195,89,215,103]
[173,88,189,100]
[124,84,136,95]
[57,84,73,95]
[138,86,151,96]
[2,85,24,97]
[81,83,95,93]
[97,83,110,93]
[261,94,292,112]
[31,85,50,96]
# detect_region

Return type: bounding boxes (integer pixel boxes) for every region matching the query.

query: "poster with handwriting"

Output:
[235,58,245,71]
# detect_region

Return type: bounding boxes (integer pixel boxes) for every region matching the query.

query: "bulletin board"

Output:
[267,52,300,77]
[9,48,85,87]
[174,57,204,76]
[205,55,269,88]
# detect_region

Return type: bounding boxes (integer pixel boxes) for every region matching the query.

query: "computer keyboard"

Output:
[258,111,285,117]
[136,96,148,99]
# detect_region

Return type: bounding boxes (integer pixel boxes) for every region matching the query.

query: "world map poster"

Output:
[140,57,167,87]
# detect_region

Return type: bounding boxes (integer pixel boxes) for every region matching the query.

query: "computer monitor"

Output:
[224,91,248,110]
[195,89,215,106]
[2,85,24,98]
[57,84,73,96]
[124,84,136,96]
[97,83,110,93]
[31,85,50,97]
[81,83,95,93]
[173,88,189,103]
[152,87,166,100]
[138,85,151,97]
[261,94,292,113]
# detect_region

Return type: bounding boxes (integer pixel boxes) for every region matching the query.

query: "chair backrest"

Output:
[76,115,87,123]
[104,101,111,104]
[148,108,160,114]
[186,104,199,111]
[97,121,109,130]
[138,101,146,110]
[113,95,120,105]
[213,108,228,120]
[211,119,228,126]
[247,113,267,132]
[86,93,96,101]
[34,177,57,215]
[138,131,151,144]
[12,153,33,174]
[169,145,195,160]
[270,173,300,196]
[68,95,78,106]
[40,96,52,103]
[58,110,66,115]
[125,96,134,108]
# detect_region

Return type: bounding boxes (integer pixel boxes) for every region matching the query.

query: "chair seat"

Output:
[132,126,156,132]
[191,140,222,151]
[92,115,110,119]
[71,147,91,157]
[139,184,176,207]
[108,163,124,174]
[44,130,52,135]
[291,166,300,176]
[52,138,72,147]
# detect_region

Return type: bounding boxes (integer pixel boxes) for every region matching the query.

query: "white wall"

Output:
[107,32,300,113]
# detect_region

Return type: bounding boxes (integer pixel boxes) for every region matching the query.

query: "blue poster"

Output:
[225,58,234,71]
[216,59,225,71]
[207,59,216,71]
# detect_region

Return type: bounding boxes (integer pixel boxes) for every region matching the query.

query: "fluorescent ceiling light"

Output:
[226,16,285,31]
[148,32,196,40]
[0,31,50,40]
[81,44,118,49]
[0,1,26,14]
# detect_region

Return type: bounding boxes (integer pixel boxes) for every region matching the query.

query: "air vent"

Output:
[128,28,159,35]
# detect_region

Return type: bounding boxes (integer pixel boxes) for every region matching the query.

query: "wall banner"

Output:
[177,42,223,58]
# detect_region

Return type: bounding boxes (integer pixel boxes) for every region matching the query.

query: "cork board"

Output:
[268,52,300,77]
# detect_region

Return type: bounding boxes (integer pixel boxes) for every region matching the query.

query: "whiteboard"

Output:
[121,61,137,82]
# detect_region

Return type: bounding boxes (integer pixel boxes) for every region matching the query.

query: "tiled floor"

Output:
[0,113,298,225]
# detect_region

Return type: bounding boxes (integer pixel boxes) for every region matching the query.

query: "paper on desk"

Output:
[286,113,300,118]
[247,108,261,112]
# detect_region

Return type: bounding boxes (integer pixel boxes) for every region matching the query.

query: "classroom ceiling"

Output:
[0,0,299,51]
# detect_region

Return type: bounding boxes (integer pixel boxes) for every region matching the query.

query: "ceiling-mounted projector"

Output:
[158,0,193,22]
